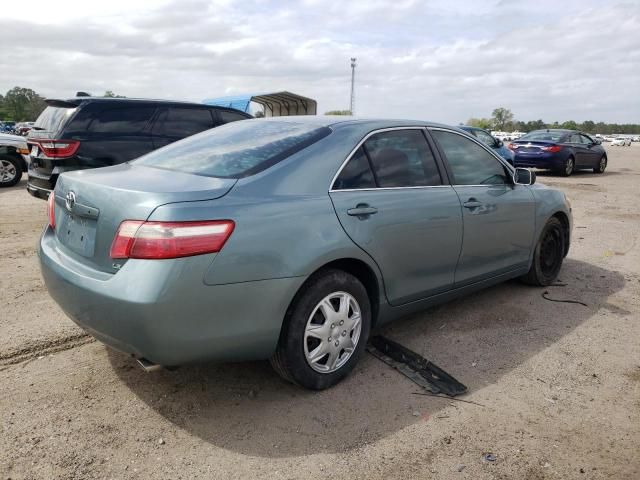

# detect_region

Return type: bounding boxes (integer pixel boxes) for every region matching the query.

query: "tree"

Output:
[561,120,577,130]
[103,90,126,98]
[491,107,514,130]
[580,120,595,133]
[3,86,46,121]
[466,117,493,130]
[324,110,352,115]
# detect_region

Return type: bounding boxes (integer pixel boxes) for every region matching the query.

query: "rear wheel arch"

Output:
[288,258,381,329]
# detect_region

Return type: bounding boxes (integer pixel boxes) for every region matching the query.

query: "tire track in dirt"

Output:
[0,333,95,367]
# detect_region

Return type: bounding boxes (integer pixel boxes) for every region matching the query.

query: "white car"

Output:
[610,137,630,147]
[0,133,30,187]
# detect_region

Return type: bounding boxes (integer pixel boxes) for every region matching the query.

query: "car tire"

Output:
[593,155,607,174]
[0,155,22,188]
[559,156,574,177]
[520,217,565,286]
[270,269,371,390]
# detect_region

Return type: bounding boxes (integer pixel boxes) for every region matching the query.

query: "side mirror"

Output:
[495,138,503,148]
[514,167,536,185]
[594,139,602,145]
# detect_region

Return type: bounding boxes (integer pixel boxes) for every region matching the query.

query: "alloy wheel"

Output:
[0,159,17,184]
[304,291,362,373]
[565,158,574,175]
[599,157,607,172]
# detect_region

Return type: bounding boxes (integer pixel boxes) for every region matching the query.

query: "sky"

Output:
[1,0,639,123]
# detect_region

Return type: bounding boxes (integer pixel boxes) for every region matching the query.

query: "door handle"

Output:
[463,199,483,209]
[347,204,378,217]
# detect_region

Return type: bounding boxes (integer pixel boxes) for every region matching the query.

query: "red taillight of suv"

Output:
[110,220,235,259]
[47,192,56,229]
[508,143,518,150]
[541,145,562,153]
[32,140,80,158]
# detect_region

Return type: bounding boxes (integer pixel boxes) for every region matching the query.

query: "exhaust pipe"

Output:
[135,357,163,372]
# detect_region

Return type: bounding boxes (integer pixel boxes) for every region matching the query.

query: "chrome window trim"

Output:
[332,185,453,193]
[328,126,441,193]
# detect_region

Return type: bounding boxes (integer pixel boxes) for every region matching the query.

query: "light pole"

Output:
[350,57,357,115]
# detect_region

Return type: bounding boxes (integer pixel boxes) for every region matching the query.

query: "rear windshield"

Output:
[518,131,567,142]
[134,120,331,179]
[34,106,77,133]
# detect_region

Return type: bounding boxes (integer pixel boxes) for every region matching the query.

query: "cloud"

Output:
[1,0,638,123]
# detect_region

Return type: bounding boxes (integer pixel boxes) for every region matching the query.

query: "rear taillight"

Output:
[110,220,235,259]
[508,143,518,150]
[541,145,562,153]
[35,140,80,158]
[47,192,56,229]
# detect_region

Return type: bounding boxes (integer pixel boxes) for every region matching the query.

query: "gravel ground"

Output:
[1,145,639,479]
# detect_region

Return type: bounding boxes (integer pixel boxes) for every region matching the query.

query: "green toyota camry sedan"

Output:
[39,117,572,390]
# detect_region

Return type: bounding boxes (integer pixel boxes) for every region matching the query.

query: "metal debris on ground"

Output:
[366,336,468,396]
[541,291,588,307]
[483,453,497,462]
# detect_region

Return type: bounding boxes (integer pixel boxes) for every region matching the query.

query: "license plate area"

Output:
[57,212,97,257]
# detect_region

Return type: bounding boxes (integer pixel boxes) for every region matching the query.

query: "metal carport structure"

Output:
[203,91,317,117]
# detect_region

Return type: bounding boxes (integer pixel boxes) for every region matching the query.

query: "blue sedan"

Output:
[39,117,572,390]
[509,129,607,176]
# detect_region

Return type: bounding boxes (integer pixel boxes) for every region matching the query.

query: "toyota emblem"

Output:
[65,191,76,211]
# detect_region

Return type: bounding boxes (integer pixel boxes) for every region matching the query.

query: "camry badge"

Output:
[65,191,76,212]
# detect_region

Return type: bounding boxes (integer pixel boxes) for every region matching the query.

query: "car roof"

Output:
[244,115,460,131]
[45,97,250,111]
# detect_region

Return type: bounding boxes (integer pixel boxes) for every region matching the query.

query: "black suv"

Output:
[27,97,251,199]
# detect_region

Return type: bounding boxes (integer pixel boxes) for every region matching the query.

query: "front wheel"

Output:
[270,269,371,390]
[521,217,566,286]
[0,156,22,187]
[593,155,607,174]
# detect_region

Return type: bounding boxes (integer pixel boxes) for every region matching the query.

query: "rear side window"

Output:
[34,106,77,133]
[219,109,248,124]
[152,108,214,137]
[89,107,156,134]
[134,120,331,179]
[333,147,375,190]
[364,129,441,187]
[431,130,509,185]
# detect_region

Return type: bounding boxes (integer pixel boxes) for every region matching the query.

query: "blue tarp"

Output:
[203,91,317,116]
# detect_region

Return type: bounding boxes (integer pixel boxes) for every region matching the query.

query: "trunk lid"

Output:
[53,163,236,273]
[511,140,556,154]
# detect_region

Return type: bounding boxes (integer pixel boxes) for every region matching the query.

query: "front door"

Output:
[429,128,536,287]
[329,128,463,306]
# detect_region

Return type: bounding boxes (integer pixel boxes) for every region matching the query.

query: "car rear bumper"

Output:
[513,153,565,170]
[39,226,305,366]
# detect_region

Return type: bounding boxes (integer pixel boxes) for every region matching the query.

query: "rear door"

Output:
[83,105,156,164]
[329,128,463,305]
[151,107,215,148]
[430,128,536,287]
[568,133,589,167]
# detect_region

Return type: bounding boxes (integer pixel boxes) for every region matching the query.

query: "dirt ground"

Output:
[1,145,639,480]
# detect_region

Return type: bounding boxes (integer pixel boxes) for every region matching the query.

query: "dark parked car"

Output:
[509,129,606,176]
[27,97,251,199]
[40,117,572,390]
[459,125,515,164]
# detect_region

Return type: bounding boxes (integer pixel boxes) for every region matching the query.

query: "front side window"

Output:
[89,107,156,134]
[431,130,510,185]
[569,133,581,143]
[363,129,441,187]
[153,108,214,137]
[219,109,249,124]
[473,129,497,148]
[135,120,331,179]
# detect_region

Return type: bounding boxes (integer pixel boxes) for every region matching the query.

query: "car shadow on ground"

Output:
[108,258,626,458]
[0,178,29,197]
